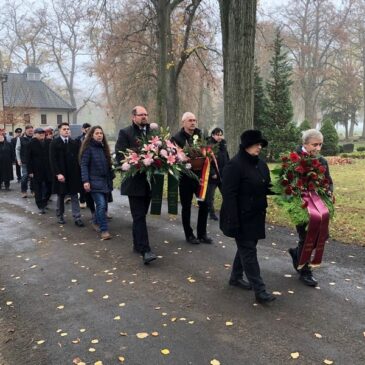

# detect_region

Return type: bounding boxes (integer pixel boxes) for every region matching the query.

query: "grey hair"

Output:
[302,129,323,144]
[181,112,195,123]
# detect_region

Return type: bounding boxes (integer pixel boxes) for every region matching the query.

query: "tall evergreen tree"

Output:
[253,65,269,131]
[265,28,299,160]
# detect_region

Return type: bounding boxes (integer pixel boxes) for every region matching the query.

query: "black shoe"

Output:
[186,235,200,244]
[133,246,142,254]
[143,251,157,264]
[229,278,252,290]
[198,235,213,244]
[209,214,218,221]
[38,208,46,214]
[255,291,276,304]
[74,219,85,227]
[288,248,299,272]
[299,273,318,287]
[57,216,65,224]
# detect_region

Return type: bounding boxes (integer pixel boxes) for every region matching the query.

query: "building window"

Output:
[41,114,47,124]
[57,114,63,124]
[24,114,30,123]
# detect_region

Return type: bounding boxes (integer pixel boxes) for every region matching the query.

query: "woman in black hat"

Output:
[220,130,276,304]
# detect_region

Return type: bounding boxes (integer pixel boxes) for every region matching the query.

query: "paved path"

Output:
[0,183,364,365]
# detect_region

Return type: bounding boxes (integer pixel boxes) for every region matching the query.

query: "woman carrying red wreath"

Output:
[288,129,334,287]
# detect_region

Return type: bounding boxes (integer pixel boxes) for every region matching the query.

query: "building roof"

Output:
[3,72,75,111]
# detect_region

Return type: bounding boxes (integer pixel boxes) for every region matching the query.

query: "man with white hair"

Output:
[172,112,212,245]
[288,129,334,287]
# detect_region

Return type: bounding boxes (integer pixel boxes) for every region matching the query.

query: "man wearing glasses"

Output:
[115,106,157,265]
[288,129,333,287]
[172,112,213,245]
[49,122,84,227]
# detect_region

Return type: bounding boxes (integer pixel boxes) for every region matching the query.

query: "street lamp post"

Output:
[1,73,8,129]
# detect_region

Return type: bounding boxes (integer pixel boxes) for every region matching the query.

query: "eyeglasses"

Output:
[136,113,148,117]
[188,119,196,122]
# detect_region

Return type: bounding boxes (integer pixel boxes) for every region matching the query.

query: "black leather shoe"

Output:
[299,273,318,287]
[57,216,65,224]
[186,235,200,244]
[198,235,213,244]
[143,251,157,264]
[209,214,218,221]
[288,248,299,272]
[255,291,276,304]
[74,219,85,227]
[38,208,46,214]
[229,278,252,290]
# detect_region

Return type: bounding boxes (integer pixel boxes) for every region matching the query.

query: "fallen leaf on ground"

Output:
[272,291,282,296]
[36,340,45,345]
[72,338,80,344]
[94,361,103,365]
[114,316,121,320]
[291,352,300,359]
[187,276,196,283]
[119,303,126,307]
[120,332,128,336]
[57,305,64,309]
[225,321,233,326]
[71,279,77,283]
[80,328,86,333]
[6,301,13,306]
[323,360,333,364]
[118,356,125,363]
[89,347,96,352]
[136,332,149,339]
[151,332,159,336]
[314,333,322,338]
[161,349,170,355]
[60,332,68,337]
[210,360,221,365]
[87,289,94,293]
[102,295,109,299]
[73,357,85,364]
[91,339,99,344]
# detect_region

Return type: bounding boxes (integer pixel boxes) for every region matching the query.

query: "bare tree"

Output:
[280,0,353,127]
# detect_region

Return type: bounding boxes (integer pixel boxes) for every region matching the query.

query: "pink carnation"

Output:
[121,162,131,171]
[166,154,176,165]
[129,152,140,165]
[160,149,168,158]
[142,153,154,166]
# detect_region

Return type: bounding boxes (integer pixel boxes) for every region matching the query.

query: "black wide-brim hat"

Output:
[240,129,268,149]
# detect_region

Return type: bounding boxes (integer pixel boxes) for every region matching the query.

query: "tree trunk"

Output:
[219,0,257,156]
[166,70,180,134]
[362,39,365,139]
[155,0,169,127]
[349,110,356,138]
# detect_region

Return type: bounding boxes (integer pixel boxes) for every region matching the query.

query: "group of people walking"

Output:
[0,106,333,304]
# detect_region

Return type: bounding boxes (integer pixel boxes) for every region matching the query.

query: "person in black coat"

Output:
[0,132,14,190]
[26,128,53,213]
[115,106,157,264]
[80,126,113,240]
[288,129,334,288]
[220,130,276,304]
[205,127,229,221]
[11,128,22,182]
[172,112,212,245]
[49,122,84,227]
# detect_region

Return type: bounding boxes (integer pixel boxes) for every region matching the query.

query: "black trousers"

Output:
[128,196,151,254]
[231,238,266,294]
[206,181,222,216]
[294,224,312,274]
[33,180,51,209]
[179,177,208,239]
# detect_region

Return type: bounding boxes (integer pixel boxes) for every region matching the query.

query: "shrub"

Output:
[357,146,365,152]
[320,118,339,156]
[299,119,311,131]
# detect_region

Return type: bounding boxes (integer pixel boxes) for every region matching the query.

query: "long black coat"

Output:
[115,123,150,197]
[0,140,14,182]
[26,138,52,182]
[49,137,82,195]
[220,149,272,240]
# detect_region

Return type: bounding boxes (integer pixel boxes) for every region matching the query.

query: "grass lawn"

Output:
[114,159,365,246]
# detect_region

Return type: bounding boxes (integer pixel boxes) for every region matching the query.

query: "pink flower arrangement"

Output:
[119,124,195,184]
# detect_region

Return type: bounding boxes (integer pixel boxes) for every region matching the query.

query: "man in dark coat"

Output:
[288,129,334,287]
[49,122,84,226]
[205,127,229,221]
[115,106,157,264]
[11,127,22,182]
[26,128,53,214]
[220,130,276,304]
[0,132,14,190]
[172,112,212,245]
[15,124,34,197]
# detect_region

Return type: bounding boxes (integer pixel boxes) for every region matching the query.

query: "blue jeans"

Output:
[91,192,108,232]
[20,164,33,193]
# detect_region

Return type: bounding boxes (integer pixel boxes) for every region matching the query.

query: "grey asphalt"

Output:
[0,183,364,365]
